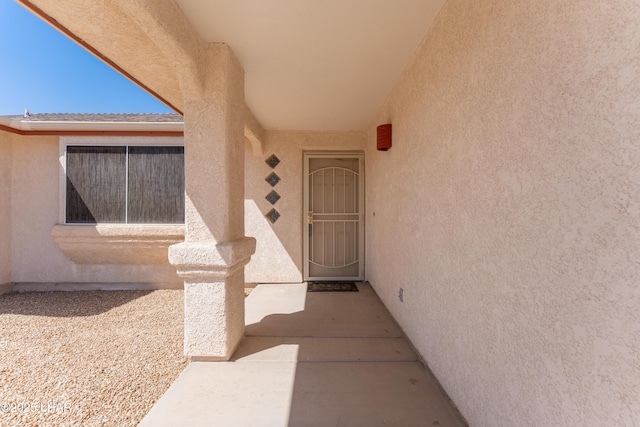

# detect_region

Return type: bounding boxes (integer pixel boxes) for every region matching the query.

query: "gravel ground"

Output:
[0,290,187,427]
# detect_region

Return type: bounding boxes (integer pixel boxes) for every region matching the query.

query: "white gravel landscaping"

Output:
[0,290,187,427]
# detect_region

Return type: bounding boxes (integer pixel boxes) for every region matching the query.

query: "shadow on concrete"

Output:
[138,283,467,426]
[0,290,153,317]
[239,283,466,426]
[244,282,403,338]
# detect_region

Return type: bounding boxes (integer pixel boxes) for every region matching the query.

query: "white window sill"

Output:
[51,224,185,265]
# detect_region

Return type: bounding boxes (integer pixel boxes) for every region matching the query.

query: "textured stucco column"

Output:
[169,45,255,360]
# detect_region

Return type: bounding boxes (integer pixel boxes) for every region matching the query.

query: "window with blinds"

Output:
[66,146,184,224]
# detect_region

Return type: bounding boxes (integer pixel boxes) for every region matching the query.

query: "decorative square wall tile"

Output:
[265,172,281,187]
[265,154,280,169]
[265,209,281,223]
[266,190,281,205]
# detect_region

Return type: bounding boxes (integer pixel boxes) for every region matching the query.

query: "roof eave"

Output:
[0,119,184,136]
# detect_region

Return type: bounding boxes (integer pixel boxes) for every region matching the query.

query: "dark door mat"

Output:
[307,282,359,292]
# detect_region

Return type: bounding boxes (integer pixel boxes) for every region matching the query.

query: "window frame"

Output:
[59,136,185,226]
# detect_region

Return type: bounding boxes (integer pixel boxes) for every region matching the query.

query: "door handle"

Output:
[307,212,314,224]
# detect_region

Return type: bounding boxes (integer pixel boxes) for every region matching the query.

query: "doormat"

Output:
[307,282,359,292]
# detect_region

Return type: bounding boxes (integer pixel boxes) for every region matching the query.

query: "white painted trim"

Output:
[60,136,185,147]
[3,118,183,132]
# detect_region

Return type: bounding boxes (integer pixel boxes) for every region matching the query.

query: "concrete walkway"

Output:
[139,283,466,426]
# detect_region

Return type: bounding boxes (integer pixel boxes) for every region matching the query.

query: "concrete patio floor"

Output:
[139,283,467,426]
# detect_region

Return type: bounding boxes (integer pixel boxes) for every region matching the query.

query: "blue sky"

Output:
[0,0,174,115]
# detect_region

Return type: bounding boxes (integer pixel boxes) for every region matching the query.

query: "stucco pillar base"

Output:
[169,237,256,360]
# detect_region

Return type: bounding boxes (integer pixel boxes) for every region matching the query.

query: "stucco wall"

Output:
[0,132,12,284]
[7,131,365,286]
[11,134,180,286]
[245,130,366,283]
[366,0,640,425]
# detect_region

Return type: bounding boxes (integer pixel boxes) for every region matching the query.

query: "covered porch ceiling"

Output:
[19,0,445,131]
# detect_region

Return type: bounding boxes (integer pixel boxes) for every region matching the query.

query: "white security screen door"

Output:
[303,153,364,281]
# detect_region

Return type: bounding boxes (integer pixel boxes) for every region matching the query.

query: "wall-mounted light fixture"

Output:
[377,124,392,151]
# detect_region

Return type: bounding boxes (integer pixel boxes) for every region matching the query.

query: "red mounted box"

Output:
[377,124,392,151]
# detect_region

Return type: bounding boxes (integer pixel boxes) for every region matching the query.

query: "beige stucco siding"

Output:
[366,0,640,425]
[0,132,12,284]
[244,130,366,283]
[12,135,68,282]
[6,130,364,286]
[10,135,180,286]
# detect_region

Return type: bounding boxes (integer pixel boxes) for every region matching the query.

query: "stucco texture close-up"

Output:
[366,0,640,425]
[244,130,366,283]
[0,132,12,285]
